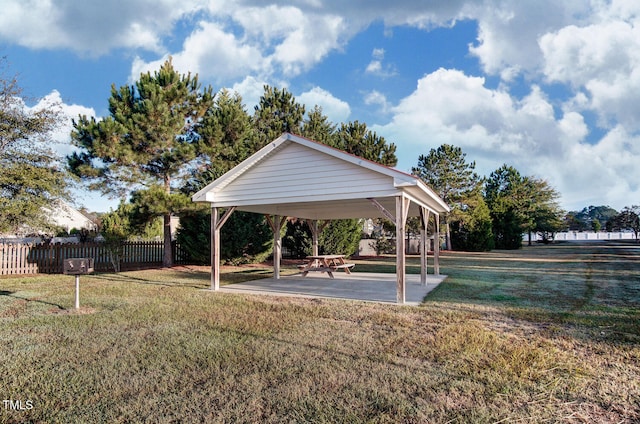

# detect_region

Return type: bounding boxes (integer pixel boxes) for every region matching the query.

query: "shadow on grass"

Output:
[88,272,208,289]
[0,289,65,310]
[86,266,278,289]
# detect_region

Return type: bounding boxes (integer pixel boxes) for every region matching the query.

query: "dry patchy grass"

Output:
[0,242,639,423]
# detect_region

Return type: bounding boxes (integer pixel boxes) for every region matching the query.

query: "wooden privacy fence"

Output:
[0,241,190,275]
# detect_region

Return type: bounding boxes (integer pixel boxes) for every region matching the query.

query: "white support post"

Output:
[305,219,331,257]
[420,207,430,286]
[211,207,220,290]
[434,213,440,276]
[395,195,411,304]
[310,219,319,256]
[273,215,284,279]
[210,206,236,291]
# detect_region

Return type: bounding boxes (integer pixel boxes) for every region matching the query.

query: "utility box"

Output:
[63,258,94,275]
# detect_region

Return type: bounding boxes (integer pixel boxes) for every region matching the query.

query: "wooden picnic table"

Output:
[299,255,355,279]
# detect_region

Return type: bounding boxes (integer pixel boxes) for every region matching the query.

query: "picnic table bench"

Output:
[298,255,355,279]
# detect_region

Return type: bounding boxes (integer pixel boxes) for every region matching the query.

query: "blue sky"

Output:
[2,0,639,212]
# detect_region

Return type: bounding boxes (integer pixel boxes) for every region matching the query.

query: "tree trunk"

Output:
[163,213,173,267]
[163,174,173,268]
[444,215,452,250]
[107,247,121,273]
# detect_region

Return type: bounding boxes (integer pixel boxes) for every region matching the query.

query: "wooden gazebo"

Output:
[192,133,450,304]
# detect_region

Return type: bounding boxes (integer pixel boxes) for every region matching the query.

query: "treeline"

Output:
[565,205,640,239]
[88,59,567,263]
[412,146,563,251]
[67,60,399,266]
[8,57,630,268]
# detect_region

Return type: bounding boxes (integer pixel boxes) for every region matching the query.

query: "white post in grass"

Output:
[75,275,80,309]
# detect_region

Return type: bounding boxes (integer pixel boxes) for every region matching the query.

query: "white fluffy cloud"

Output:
[298,87,351,124]
[378,69,549,161]
[364,91,391,114]
[0,0,200,55]
[8,0,640,210]
[236,5,346,76]
[561,126,640,207]
[373,67,640,210]
[464,0,640,138]
[365,48,397,78]
[540,14,640,131]
[128,4,347,85]
[465,1,589,77]
[26,90,96,157]
[130,21,268,85]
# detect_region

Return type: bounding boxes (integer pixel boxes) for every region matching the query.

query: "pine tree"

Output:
[177,89,272,265]
[302,105,336,145]
[484,165,526,249]
[253,85,305,147]
[610,206,640,241]
[412,144,486,250]
[332,121,397,166]
[523,177,564,244]
[450,190,494,251]
[485,165,563,249]
[199,89,256,174]
[68,59,215,266]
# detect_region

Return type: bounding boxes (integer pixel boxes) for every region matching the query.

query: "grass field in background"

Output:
[1,242,638,423]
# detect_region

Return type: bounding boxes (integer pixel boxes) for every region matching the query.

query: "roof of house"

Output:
[45,200,98,231]
[192,133,449,219]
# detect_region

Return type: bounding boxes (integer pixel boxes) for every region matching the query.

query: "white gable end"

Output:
[209,141,396,207]
[192,133,450,219]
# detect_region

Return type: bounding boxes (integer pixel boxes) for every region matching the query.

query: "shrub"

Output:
[177,209,272,265]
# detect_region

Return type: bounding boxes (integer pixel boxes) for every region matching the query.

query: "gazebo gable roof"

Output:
[192,133,449,217]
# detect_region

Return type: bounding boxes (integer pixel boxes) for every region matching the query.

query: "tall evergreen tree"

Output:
[412,144,488,250]
[283,219,313,258]
[332,121,397,166]
[68,59,215,266]
[319,219,362,257]
[0,58,70,234]
[523,177,564,244]
[199,89,256,174]
[301,105,336,145]
[485,165,563,249]
[609,206,640,241]
[484,165,526,249]
[253,85,305,147]
[177,89,272,265]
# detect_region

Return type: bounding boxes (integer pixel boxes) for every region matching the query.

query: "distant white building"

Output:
[1,200,98,242]
[43,200,98,233]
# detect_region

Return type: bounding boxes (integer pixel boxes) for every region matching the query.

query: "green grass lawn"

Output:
[1,242,639,423]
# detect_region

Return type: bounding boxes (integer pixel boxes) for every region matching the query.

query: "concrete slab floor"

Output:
[217,272,447,305]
